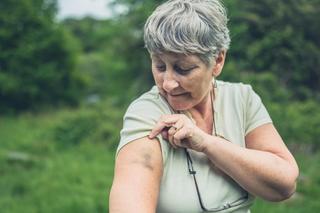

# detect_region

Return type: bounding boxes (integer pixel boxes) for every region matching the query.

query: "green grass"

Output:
[0,108,117,213]
[0,106,319,213]
[0,146,114,213]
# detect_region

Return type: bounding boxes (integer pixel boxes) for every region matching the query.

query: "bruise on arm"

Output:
[130,147,155,171]
[115,137,163,175]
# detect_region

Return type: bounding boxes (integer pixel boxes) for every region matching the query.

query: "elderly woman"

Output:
[109,0,299,212]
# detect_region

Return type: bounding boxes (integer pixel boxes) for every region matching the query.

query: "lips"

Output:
[168,92,187,97]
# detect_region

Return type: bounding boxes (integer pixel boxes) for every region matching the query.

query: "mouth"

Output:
[168,92,187,97]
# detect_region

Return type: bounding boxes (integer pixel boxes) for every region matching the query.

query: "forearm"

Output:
[202,135,298,201]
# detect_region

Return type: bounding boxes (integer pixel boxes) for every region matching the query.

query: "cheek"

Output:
[152,70,164,86]
[185,76,200,90]
[187,74,211,95]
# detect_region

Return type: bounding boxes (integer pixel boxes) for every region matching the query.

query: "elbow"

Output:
[275,181,297,202]
[280,168,299,201]
[277,160,299,201]
[263,181,297,202]
[269,166,299,202]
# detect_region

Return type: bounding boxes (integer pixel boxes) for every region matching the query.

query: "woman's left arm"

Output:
[203,123,299,201]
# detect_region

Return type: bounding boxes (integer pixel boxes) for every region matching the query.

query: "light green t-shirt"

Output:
[117,80,272,213]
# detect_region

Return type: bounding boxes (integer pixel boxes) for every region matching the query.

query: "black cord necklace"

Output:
[184,82,249,211]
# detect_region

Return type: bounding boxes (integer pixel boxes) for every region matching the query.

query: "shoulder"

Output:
[217,80,253,95]
[216,80,255,106]
[119,86,171,163]
[217,81,272,134]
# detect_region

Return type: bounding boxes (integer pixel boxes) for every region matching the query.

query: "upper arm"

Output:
[109,136,163,213]
[245,123,298,174]
[242,83,296,165]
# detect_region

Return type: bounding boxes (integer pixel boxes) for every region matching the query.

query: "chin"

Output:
[160,90,194,111]
[168,100,193,111]
[172,98,194,110]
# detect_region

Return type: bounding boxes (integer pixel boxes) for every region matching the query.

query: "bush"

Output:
[0,0,86,112]
[268,100,320,147]
[225,0,320,100]
[52,102,123,149]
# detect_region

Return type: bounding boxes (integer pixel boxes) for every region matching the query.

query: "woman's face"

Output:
[151,52,217,111]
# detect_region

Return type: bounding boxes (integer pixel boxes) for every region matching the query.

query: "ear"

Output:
[212,51,226,77]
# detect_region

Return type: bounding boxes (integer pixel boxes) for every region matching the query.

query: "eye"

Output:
[155,64,166,72]
[174,65,194,75]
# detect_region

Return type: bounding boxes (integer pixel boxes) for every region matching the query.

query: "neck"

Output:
[191,88,214,119]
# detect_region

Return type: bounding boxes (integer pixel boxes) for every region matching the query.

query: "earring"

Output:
[212,76,217,88]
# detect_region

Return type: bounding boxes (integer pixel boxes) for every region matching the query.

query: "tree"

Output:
[0,0,85,112]
[106,0,166,94]
[224,0,320,100]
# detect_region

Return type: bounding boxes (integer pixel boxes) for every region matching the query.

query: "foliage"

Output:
[61,17,146,103]
[0,0,86,112]
[62,17,116,53]
[0,101,124,211]
[52,102,123,149]
[268,100,320,146]
[224,0,320,100]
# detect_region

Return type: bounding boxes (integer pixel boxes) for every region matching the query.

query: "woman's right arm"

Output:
[109,137,163,213]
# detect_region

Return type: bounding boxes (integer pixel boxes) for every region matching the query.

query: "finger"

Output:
[173,136,182,148]
[152,124,178,149]
[149,121,170,139]
[180,126,193,138]
[173,119,184,131]
[173,127,193,143]
[172,127,189,148]
[168,126,177,136]
[170,119,186,147]
[149,115,180,138]
[168,126,178,148]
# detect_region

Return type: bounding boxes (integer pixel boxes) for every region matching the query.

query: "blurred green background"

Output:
[0,0,319,212]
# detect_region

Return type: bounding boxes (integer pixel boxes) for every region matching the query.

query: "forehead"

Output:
[151,52,203,64]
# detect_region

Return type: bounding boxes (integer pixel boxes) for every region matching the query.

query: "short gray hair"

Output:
[144,0,230,65]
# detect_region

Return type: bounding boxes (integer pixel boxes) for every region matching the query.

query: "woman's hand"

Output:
[148,114,208,152]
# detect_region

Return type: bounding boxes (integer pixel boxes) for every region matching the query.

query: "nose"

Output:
[163,71,179,92]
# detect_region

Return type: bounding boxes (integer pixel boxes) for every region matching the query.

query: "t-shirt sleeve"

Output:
[244,85,272,135]
[116,97,169,164]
